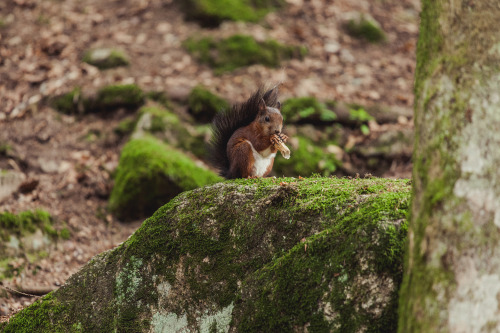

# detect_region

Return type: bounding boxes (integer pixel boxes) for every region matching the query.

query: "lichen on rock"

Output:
[4,177,410,332]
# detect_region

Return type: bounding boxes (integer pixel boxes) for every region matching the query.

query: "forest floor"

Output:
[0,0,420,320]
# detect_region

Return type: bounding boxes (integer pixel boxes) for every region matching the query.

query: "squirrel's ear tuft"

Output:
[276,101,281,111]
[258,98,266,112]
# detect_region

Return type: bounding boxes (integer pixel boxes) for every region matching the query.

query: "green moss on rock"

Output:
[88,84,144,112]
[145,91,172,109]
[174,0,284,27]
[108,136,222,221]
[114,117,137,137]
[4,177,410,332]
[184,34,307,73]
[281,97,337,124]
[1,293,68,332]
[0,210,57,242]
[82,48,129,70]
[187,86,229,123]
[51,87,85,114]
[0,210,66,279]
[51,84,145,114]
[274,136,341,177]
[345,13,386,43]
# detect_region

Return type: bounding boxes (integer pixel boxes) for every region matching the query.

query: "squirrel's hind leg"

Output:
[228,139,255,178]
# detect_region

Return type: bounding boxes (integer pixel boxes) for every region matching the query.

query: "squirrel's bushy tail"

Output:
[209,86,280,178]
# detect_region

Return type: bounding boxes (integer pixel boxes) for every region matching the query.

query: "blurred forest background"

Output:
[0,0,420,320]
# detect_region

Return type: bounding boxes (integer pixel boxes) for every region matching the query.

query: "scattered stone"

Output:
[339,49,355,63]
[0,171,25,202]
[324,41,341,54]
[82,48,130,70]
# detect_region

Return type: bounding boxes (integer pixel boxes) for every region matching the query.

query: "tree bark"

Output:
[399,1,500,331]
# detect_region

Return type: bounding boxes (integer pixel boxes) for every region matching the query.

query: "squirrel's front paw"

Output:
[279,134,288,143]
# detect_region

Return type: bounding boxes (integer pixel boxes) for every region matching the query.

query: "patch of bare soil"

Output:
[0,0,420,319]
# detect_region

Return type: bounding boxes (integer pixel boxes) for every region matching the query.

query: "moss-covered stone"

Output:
[1,293,69,332]
[114,117,137,137]
[174,0,284,27]
[0,210,67,280]
[344,13,386,43]
[4,177,410,332]
[145,91,172,110]
[0,210,57,242]
[274,136,341,177]
[87,84,145,112]
[281,97,337,124]
[108,136,222,221]
[51,84,145,114]
[187,86,229,123]
[50,87,85,114]
[82,48,130,70]
[184,34,307,73]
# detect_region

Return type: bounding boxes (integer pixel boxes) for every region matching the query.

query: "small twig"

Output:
[1,284,55,297]
[1,285,40,298]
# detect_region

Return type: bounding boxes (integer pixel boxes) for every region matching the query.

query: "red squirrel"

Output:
[209,87,288,179]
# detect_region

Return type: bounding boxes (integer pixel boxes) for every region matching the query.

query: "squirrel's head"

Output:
[256,98,283,137]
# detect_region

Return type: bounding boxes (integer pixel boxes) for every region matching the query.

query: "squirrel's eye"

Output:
[265,116,270,122]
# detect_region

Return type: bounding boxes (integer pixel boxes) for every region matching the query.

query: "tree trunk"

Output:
[399,1,500,331]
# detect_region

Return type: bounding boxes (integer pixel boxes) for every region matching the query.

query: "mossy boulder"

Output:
[2,177,410,332]
[184,34,307,73]
[174,0,284,27]
[282,97,337,124]
[108,136,222,221]
[344,12,386,43]
[274,136,342,177]
[82,48,129,70]
[51,84,145,114]
[187,86,229,123]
